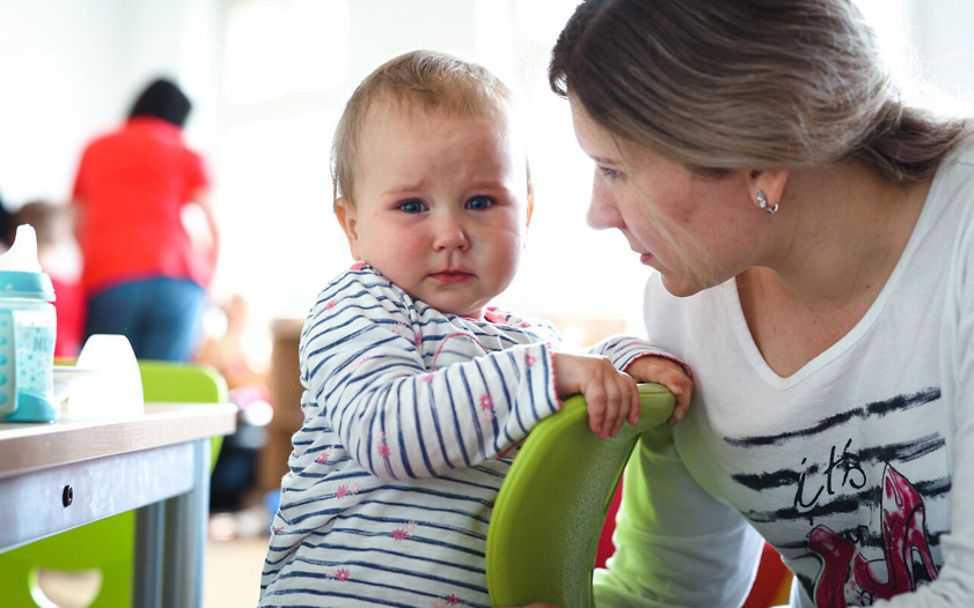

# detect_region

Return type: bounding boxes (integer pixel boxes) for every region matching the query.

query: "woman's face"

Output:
[569,95,765,297]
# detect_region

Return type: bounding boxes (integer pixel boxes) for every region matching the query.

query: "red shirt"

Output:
[51,275,83,357]
[72,117,212,294]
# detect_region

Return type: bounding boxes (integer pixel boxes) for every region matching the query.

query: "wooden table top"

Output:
[0,403,237,478]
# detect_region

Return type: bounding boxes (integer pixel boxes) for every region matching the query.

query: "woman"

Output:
[546,0,973,606]
[72,77,219,361]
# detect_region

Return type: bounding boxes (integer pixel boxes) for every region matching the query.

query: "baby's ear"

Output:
[525,188,535,229]
[334,197,360,259]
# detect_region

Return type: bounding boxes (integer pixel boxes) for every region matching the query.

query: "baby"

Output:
[259,50,693,607]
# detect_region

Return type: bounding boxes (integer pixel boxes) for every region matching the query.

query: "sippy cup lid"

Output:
[0,225,55,301]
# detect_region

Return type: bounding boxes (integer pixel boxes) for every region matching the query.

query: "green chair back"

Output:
[139,361,227,470]
[486,382,674,608]
[0,361,228,607]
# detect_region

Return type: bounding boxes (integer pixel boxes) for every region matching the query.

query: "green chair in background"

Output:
[486,383,674,608]
[0,361,228,607]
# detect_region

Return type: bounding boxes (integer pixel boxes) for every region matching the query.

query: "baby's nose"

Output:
[433,217,469,251]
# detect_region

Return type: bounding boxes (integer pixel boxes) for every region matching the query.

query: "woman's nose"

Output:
[433,216,469,251]
[586,175,623,229]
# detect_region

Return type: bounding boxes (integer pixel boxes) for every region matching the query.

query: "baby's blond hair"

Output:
[332,50,516,207]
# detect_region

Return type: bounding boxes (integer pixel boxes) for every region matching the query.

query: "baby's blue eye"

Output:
[465,196,493,210]
[398,199,426,213]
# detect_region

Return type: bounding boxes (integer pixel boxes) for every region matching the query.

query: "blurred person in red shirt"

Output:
[71,77,218,361]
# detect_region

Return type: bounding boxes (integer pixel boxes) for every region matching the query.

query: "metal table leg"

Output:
[134,502,165,608]
[164,438,209,607]
[134,438,209,608]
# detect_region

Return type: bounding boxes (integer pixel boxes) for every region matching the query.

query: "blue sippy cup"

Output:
[0,224,58,423]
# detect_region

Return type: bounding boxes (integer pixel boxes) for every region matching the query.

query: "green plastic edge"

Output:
[486,383,675,607]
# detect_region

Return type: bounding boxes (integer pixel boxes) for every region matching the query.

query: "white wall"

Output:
[3,0,971,204]
[0,0,221,206]
[912,0,974,105]
[2,0,973,359]
[209,0,605,333]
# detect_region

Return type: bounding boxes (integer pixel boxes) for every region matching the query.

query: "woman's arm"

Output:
[594,424,765,607]
[875,198,974,606]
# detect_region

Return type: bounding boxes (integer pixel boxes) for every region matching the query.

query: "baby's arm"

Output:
[523,324,690,435]
[590,335,694,426]
[552,352,640,439]
[300,272,561,481]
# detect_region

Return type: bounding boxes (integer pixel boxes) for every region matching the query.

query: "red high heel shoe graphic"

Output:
[808,464,939,606]
[809,525,858,607]
[853,465,939,599]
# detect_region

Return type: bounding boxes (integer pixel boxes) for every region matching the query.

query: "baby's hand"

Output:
[625,355,693,426]
[553,353,639,440]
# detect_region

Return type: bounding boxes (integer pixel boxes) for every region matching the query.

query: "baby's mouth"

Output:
[430,270,474,283]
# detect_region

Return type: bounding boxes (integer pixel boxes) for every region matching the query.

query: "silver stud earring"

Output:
[755,189,779,215]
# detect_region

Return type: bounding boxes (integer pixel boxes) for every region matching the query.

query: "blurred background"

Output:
[3,0,973,367]
[1,0,972,605]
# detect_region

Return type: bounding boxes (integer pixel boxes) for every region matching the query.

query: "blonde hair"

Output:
[332,50,516,206]
[549,0,971,182]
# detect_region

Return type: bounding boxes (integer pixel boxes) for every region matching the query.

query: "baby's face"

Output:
[338,103,530,318]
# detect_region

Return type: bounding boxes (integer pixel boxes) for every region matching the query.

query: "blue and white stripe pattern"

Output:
[260,266,661,607]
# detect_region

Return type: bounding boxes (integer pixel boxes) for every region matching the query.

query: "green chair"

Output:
[486,383,674,608]
[0,361,228,607]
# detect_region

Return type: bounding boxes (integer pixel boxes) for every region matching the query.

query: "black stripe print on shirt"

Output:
[724,387,941,448]
[744,475,951,523]
[732,433,946,491]
[722,387,947,523]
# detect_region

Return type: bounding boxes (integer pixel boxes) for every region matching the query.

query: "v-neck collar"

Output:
[722,170,946,390]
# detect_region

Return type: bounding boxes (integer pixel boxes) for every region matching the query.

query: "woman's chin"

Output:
[659,272,707,298]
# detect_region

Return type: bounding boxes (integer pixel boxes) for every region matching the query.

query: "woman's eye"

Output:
[599,166,622,182]
[398,199,426,213]
[465,195,494,210]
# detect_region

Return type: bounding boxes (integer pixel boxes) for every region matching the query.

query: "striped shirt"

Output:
[260,266,660,607]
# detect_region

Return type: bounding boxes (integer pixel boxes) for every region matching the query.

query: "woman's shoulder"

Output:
[927,136,974,247]
[948,131,974,163]
[940,138,974,287]
[934,133,974,190]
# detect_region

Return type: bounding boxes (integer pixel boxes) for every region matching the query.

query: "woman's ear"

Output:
[748,168,790,211]
[334,197,360,259]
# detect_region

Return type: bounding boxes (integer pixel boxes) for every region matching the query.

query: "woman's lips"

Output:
[639,253,655,265]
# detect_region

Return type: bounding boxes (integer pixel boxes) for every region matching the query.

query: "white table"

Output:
[0,403,237,607]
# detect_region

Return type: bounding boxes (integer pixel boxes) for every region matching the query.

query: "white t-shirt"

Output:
[594,140,974,607]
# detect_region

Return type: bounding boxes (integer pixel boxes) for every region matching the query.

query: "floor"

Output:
[204,535,267,607]
[202,502,270,607]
